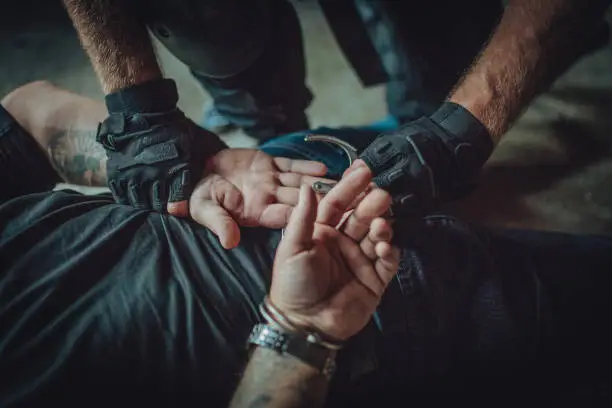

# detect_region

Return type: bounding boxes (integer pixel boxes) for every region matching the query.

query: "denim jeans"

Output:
[260,121,398,178]
[262,126,612,402]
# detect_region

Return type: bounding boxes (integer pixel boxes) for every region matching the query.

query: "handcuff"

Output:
[248,297,342,380]
[305,134,359,195]
[281,134,360,239]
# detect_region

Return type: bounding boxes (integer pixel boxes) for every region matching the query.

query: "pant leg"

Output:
[355,0,503,123]
[144,0,312,142]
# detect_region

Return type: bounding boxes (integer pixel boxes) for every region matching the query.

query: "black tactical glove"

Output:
[360,102,493,216]
[97,78,227,211]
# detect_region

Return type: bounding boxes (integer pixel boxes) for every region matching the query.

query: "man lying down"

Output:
[1,81,611,407]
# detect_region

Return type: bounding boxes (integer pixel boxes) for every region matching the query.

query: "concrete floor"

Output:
[2,2,612,234]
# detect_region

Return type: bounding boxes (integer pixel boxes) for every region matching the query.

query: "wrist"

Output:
[263,297,345,345]
[428,101,495,191]
[102,67,163,95]
[248,323,337,380]
[448,75,505,142]
[105,78,178,114]
[430,101,491,146]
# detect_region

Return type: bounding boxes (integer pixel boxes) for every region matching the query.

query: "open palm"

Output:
[271,168,400,341]
[187,148,332,248]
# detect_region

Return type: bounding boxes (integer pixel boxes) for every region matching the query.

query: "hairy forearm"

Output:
[63,0,162,93]
[230,348,328,408]
[449,0,609,143]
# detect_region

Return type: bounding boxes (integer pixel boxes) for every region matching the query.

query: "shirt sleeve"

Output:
[0,105,62,204]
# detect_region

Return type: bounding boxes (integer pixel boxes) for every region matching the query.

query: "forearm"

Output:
[63,0,162,93]
[449,0,609,143]
[1,82,108,187]
[230,347,329,408]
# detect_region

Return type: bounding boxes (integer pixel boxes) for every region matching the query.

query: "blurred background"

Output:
[2,1,612,234]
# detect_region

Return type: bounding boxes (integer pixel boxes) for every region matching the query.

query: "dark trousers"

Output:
[143,0,502,141]
[144,0,311,141]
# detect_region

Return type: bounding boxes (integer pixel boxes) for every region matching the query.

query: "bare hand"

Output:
[184,148,331,249]
[270,167,400,341]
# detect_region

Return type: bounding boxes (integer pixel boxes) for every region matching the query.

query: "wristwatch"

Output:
[248,324,337,380]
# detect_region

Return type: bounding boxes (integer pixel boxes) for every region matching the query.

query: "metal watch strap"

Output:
[248,324,337,380]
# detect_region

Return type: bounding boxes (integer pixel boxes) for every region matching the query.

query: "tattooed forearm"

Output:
[230,348,328,408]
[48,126,107,187]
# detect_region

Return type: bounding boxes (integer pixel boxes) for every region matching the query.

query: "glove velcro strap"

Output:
[96,110,185,151]
[430,102,493,166]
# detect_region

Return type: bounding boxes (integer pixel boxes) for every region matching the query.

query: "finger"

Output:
[109,180,130,205]
[341,189,392,242]
[359,218,392,261]
[368,217,394,243]
[317,167,372,227]
[274,157,327,176]
[197,174,245,219]
[190,199,241,249]
[360,235,377,261]
[259,203,294,229]
[375,244,401,287]
[168,169,192,203]
[275,187,300,206]
[127,180,149,210]
[167,200,189,217]
[190,174,243,248]
[281,184,317,255]
[343,159,370,178]
[151,180,167,213]
[375,241,395,259]
[278,173,336,188]
[336,233,385,298]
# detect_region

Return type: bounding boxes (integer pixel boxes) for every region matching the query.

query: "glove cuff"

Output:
[105,78,179,114]
[429,102,493,169]
[431,102,493,153]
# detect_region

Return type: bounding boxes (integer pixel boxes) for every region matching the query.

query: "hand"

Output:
[188,148,330,249]
[354,102,493,216]
[270,167,400,341]
[98,79,227,213]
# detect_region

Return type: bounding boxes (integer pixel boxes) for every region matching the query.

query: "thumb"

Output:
[281,184,317,256]
[190,174,244,249]
[191,199,241,249]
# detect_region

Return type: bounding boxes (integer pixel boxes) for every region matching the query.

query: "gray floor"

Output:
[2,2,612,234]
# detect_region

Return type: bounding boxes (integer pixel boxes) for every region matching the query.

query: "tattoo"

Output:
[248,395,272,408]
[230,348,328,408]
[48,126,107,186]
